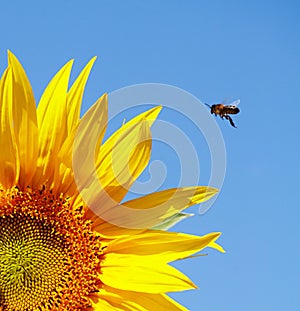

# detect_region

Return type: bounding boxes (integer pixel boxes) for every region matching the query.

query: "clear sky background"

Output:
[1,1,300,310]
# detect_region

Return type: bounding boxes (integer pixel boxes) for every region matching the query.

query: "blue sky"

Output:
[1,1,300,310]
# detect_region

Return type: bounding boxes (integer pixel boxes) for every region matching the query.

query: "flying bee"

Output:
[205,99,240,128]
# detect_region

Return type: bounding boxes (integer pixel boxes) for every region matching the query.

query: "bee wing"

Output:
[229,99,240,107]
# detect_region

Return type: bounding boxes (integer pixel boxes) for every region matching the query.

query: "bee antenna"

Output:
[204,103,211,108]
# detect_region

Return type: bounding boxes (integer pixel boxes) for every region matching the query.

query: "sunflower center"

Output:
[0,187,103,311]
[0,214,66,310]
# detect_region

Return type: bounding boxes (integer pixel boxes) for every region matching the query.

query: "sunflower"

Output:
[0,51,224,311]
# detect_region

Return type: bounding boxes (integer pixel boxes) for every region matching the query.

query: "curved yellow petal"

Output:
[151,212,193,230]
[108,105,162,141]
[8,51,38,188]
[34,59,73,186]
[124,186,218,225]
[99,120,151,200]
[124,186,218,213]
[101,253,196,293]
[160,294,189,311]
[208,240,225,253]
[91,295,124,311]
[95,107,161,204]
[92,186,218,233]
[84,120,152,225]
[97,285,189,311]
[66,57,96,133]
[106,231,223,262]
[87,219,146,239]
[0,67,19,188]
[54,93,108,196]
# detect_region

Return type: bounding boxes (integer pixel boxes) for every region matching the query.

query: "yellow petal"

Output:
[151,212,194,230]
[95,106,161,203]
[69,93,108,199]
[101,253,196,293]
[54,93,108,196]
[0,67,19,187]
[124,186,218,213]
[92,295,124,311]
[109,105,162,141]
[8,51,38,188]
[87,219,146,239]
[97,285,189,311]
[35,59,73,186]
[66,57,96,133]
[106,231,223,262]
[84,120,152,225]
[80,106,161,227]
[92,186,218,233]
[160,294,189,311]
[123,186,218,226]
[99,120,151,201]
[208,240,225,253]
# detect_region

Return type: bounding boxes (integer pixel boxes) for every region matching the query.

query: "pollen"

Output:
[0,186,103,310]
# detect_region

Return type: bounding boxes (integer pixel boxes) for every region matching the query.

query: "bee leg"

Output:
[225,115,237,128]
